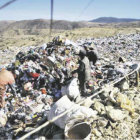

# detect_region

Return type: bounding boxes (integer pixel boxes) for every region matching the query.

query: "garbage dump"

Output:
[0,33,140,139]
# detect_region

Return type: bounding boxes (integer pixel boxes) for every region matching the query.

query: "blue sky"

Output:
[0,0,140,21]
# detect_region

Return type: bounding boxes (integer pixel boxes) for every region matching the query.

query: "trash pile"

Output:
[0,33,140,139]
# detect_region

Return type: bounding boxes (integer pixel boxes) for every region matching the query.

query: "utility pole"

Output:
[49,0,54,41]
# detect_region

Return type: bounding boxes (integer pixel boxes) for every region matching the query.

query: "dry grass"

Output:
[0,27,140,49]
[65,27,140,40]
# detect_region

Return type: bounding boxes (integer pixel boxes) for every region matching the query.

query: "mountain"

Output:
[90,17,140,23]
[0,18,140,36]
[0,19,94,32]
[0,20,15,30]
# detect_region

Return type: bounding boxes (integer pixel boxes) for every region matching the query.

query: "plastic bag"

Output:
[61,78,80,100]
[48,96,97,129]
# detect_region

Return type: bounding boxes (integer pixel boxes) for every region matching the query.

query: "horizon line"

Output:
[0,16,140,22]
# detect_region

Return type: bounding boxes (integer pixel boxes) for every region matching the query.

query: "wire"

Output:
[70,0,95,40]
[77,0,95,19]
[0,0,18,10]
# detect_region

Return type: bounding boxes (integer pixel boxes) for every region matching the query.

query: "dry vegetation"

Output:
[0,27,140,50]
[65,27,140,40]
[0,19,140,49]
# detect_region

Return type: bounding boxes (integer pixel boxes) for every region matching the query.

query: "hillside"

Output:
[0,18,140,36]
[90,17,140,23]
[0,19,95,32]
[0,18,140,49]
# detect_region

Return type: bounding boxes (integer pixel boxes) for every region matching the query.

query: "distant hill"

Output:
[0,18,140,36]
[0,19,94,31]
[0,20,15,30]
[90,17,140,23]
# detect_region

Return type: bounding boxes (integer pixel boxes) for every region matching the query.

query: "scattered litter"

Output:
[0,34,140,139]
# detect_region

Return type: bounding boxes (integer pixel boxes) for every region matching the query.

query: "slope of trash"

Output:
[0,34,140,139]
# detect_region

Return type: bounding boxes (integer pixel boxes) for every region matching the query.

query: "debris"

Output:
[0,33,140,139]
[116,93,135,115]
[48,96,97,129]
[106,106,126,122]
[65,122,91,139]
[0,110,7,127]
[93,101,105,114]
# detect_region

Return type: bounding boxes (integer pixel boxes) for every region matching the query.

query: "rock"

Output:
[110,121,117,128]
[115,122,131,139]
[82,98,94,107]
[104,126,113,136]
[90,134,96,140]
[93,101,105,114]
[121,81,129,90]
[106,107,126,122]
[97,118,108,128]
[116,93,135,115]
[92,128,102,137]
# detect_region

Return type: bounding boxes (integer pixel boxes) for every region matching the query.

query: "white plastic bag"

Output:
[61,78,80,100]
[67,78,80,99]
[48,96,97,129]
